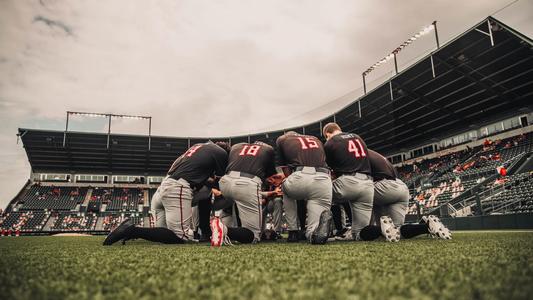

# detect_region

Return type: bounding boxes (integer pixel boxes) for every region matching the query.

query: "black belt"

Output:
[374,176,396,182]
[294,166,330,174]
[229,171,259,179]
[338,171,372,177]
[166,176,201,191]
[337,172,373,181]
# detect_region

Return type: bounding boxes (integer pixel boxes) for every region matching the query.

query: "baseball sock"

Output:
[227,227,254,244]
[198,198,213,237]
[341,202,352,224]
[297,200,307,232]
[331,205,344,231]
[400,224,429,239]
[359,225,382,241]
[129,227,185,244]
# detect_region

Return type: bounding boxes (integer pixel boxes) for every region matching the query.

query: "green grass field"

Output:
[1,232,532,300]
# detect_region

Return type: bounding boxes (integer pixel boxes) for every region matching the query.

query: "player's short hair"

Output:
[284,131,299,136]
[322,122,341,137]
[214,141,231,153]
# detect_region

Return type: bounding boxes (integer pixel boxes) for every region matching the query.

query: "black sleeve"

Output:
[275,137,287,166]
[324,140,334,168]
[213,148,228,177]
[265,147,278,178]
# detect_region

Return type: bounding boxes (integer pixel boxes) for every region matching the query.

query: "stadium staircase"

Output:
[95,216,105,231]
[81,189,93,208]
[42,215,56,231]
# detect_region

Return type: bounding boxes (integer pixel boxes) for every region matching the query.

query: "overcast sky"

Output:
[0,0,532,208]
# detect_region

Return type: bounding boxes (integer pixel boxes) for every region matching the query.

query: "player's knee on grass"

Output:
[399,224,429,239]
[131,227,185,244]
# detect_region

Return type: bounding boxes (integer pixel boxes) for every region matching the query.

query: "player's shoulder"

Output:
[339,132,360,139]
[368,149,386,161]
[231,142,247,149]
[304,134,321,140]
[258,142,274,151]
[207,142,229,155]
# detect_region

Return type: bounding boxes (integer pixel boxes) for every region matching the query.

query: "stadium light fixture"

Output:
[63,111,153,150]
[362,21,439,95]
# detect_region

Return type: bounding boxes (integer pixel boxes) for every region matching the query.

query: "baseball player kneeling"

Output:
[323,123,374,241]
[211,141,283,246]
[277,131,333,245]
[357,149,452,242]
[103,141,230,246]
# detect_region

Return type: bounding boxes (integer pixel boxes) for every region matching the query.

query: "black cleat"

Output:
[287,230,300,243]
[199,233,211,243]
[311,210,333,245]
[103,218,134,246]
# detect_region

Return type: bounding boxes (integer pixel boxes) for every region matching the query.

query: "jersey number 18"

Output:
[239,145,260,156]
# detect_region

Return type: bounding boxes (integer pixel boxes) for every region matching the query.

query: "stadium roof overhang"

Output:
[19,16,533,175]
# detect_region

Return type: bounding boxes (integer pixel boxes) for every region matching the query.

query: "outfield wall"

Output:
[441,213,533,230]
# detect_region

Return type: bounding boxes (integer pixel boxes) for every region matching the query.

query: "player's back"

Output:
[324,132,371,175]
[167,142,228,187]
[368,149,398,180]
[276,134,327,168]
[226,142,277,181]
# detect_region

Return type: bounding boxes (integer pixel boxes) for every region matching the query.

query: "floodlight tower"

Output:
[63,111,153,150]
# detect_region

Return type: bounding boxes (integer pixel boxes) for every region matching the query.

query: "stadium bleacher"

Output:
[106,188,143,212]
[0,211,50,232]
[478,172,533,214]
[102,213,144,231]
[18,185,87,211]
[50,212,98,232]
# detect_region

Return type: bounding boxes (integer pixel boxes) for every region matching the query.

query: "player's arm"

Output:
[213,148,229,178]
[275,136,287,166]
[265,146,278,179]
[260,186,282,199]
[323,140,335,170]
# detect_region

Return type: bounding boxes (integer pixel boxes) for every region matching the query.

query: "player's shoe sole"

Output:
[333,228,353,241]
[311,210,333,245]
[380,216,400,242]
[102,218,134,246]
[427,215,452,239]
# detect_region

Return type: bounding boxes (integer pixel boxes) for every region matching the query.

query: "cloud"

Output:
[33,15,73,36]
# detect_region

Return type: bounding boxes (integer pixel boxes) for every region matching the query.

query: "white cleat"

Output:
[334,228,354,241]
[210,216,233,247]
[426,215,452,240]
[380,216,400,242]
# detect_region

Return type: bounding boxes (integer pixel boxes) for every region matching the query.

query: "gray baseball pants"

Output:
[332,173,374,239]
[373,178,409,226]
[191,206,199,232]
[151,176,194,240]
[282,167,332,239]
[219,171,263,241]
[263,196,283,232]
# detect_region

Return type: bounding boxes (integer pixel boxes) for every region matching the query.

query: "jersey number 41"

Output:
[348,139,367,158]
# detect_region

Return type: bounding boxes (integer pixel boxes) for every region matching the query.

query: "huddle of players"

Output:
[103,122,451,247]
